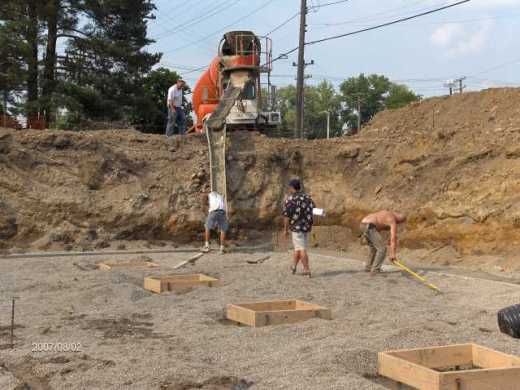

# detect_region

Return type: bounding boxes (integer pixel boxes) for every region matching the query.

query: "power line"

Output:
[312,11,520,29]
[468,57,520,78]
[153,0,242,40]
[265,0,352,36]
[265,12,300,36]
[154,0,202,22]
[309,0,351,9]
[268,0,471,66]
[158,62,207,71]
[310,0,433,26]
[270,74,450,83]
[161,0,277,55]
[306,0,471,46]
[181,65,209,75]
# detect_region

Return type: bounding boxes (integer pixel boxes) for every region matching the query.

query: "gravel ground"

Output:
[1,248,520,389]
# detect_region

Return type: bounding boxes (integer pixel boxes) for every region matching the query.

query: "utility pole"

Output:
[325,110,330,139]
[320,110,330,139]
[2,92,7,128]
[293,62,314,138]
[357,95,362,133]
[295,0,307,139]
[444,80,455,96]
[455,76,466,94]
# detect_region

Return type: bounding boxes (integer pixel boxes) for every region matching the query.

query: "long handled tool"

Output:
[394,260,441,293]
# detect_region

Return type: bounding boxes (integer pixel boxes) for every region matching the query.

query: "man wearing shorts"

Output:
[202,191,228,254]
[282,179,315,278]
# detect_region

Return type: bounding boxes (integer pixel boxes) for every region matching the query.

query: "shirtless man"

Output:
[360,210,406,275]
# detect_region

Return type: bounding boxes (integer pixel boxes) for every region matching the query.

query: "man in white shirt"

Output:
[202,191,228,254]
[165,79,186,140]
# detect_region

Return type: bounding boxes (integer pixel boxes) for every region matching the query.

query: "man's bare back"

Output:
[361,210,405,231]
[361,210,406,261]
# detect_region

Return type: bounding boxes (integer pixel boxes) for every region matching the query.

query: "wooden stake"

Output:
[10,298,15,349]
[246,255,271,264]
[173,253,205,270]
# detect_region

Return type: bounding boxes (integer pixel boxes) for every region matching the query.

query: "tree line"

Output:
[0,0,179,132]
[274,74,420,139]
[1,1,420,136]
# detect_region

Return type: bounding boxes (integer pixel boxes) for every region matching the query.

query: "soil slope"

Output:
[2,88,520,261]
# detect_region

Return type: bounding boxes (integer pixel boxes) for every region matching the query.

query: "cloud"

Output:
[431,24,463,46]
[430,21,493,56]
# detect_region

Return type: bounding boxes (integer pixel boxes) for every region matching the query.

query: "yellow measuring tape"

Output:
[394,260,441,293]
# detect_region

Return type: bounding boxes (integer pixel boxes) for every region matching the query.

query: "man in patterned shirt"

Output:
[282,178,315,278]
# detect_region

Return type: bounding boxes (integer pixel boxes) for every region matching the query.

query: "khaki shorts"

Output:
[292,232,309,251]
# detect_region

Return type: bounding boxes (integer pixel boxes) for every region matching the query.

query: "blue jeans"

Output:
[165,107,186,137]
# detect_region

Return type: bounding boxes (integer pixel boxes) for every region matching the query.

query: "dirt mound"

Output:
[357,87,520,258]
[0,129,211,251]
[2,88,520,263]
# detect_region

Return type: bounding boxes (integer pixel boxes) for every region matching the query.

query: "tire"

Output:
[498,304,520,338]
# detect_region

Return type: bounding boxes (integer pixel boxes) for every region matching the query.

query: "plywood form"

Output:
[226,299,331,327]
[144,273,219,294]
[379,343,520,390]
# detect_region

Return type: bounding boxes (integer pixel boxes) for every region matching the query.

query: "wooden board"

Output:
[97,261,159,271]
[173,253,205,270]
[143,273,219,294]
[379,343,520,390]
[226,299,331,327]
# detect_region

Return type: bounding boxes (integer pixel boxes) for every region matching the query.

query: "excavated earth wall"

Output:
[2,88,520,261]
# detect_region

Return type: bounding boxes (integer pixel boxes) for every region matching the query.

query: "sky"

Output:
[147,0,520,97]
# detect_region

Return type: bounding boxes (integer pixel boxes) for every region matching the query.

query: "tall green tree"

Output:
[304,81,342,139]
[132,67,180,133]
[339,73,420,130]
[385,83,421,110]
[61,0,161,122]
[0,0,43,117]
[1,0,162,129]
[25,0,41,117]
[0,14,26,115]
[275,81,342,138]
[41,0,80,122]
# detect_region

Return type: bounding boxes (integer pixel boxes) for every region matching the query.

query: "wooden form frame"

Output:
[97,260,159,271]
[226,299,331,327]
[378,343,520,390]
[143,273,219,294]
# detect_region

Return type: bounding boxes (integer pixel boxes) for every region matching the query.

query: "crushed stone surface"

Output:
[1,249,520,389]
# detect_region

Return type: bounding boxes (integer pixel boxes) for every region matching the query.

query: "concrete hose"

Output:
[498,303,520,338]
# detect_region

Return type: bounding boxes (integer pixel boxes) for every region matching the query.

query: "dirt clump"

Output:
[161,376,254,390]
